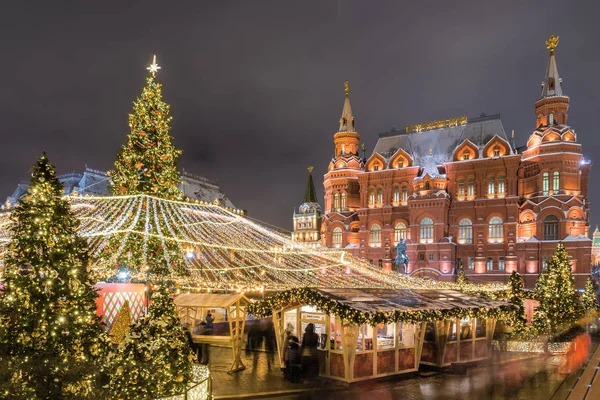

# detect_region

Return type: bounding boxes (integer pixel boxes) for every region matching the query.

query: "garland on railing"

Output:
[247,287,516,326]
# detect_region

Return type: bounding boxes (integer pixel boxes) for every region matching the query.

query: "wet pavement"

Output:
[209,345,594,400]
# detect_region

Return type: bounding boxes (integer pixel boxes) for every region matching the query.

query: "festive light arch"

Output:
[0,194,507,294]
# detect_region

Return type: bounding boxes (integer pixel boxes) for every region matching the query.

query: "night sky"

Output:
[1,1,599,230]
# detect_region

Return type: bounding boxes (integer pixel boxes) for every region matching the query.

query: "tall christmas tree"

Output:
[532,244,582,335]
[0,154,109,398]
[505,271,527,333]
[107,286,195,399]
[581,277,599,317]
[103,56,187,277]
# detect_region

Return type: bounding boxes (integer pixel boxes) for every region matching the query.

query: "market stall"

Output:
[174,293,250,373]
[250,288,511,383]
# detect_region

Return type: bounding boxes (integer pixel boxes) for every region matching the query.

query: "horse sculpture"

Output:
[394,239,409,274]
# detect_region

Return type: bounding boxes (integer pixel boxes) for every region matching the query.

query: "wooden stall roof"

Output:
[314,288,508,314]
[248,287,513,325]
[174,293,250,308]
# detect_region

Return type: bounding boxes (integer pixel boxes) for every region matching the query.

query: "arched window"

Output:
[368,189,375,207]
[401,185,408,203]
[463,150,471,160]
[425,181,431,190]
[394,222,407,243]
[420,217,434,244]
[341,144,345,154]
[332,227,343,247]
[333,193,339,210]
[543,215,559,241]
[393,186,400,204]
[340,193,346,210]
[493,146,500,157]
[542,172,549,195]
[488,217,503,243]
[549,113,554,125]
[498,175,505,195]
[370,224,381,247]
[373,163,380,171]
[377,188,383,206]
[458,219,473,244]
[487,176,495,196]
[457,179,465,198]
[553,171,559,193]
[467,178,475,198]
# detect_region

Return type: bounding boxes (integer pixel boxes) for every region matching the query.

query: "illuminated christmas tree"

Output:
[103,56,187,277]
[456,265,469,286]
[0,154,109,398]
[532,244,582,335]
[505,271,527,333]
[581,277,599,317]
[108,301,132,345]
[108,286,195,399]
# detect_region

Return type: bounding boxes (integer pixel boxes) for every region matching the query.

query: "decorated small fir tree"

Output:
[103,56,187,277]
[0,154,109,398]
[456,265,469,287]
[532,244,582,335]
[108,301,132,345]
[108,285,195,399]
[581,277,599,317]
[505,271,527,333]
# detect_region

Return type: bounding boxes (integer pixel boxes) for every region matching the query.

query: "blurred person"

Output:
[301,323,319,380]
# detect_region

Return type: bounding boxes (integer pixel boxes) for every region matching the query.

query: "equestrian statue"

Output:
[394,239,409,274]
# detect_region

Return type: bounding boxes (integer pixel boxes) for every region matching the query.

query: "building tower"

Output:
[592,226,600,266]
[292,166,322,247]
[322,81,364,248]
[517,34,592,287]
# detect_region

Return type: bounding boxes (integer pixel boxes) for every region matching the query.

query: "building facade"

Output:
[321,36,592,287]
[4,167,243,213]
[292,166,322,246]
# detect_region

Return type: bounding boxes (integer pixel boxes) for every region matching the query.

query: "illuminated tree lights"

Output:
[0,154,110,398]
[105,56,185,276]
[581,277,599,317]
[505,271,527,334]
[107,285,195,400]
[532,244,583,335]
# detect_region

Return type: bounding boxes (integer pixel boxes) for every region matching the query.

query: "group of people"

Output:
[185,312,214,365]
[283,323,319,383]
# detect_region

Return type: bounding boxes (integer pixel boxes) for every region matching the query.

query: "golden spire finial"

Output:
[512,129,515,140]
[307,166,314,174]
[147,55,161,76]
[429,147,433,155]
[344,80,349,98]
[546,34,559,54]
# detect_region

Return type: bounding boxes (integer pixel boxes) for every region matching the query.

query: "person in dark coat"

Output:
[301,323,319,380]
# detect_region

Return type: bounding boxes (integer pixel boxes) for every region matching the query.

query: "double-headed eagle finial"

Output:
[307,166,314,174]
[546,34,559,55]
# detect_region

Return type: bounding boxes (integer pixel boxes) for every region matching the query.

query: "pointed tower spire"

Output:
[541,35,563,98]
[339,80,355,132]
[304,166,318,203]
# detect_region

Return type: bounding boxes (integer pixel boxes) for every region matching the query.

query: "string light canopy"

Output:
[0,193,507,294]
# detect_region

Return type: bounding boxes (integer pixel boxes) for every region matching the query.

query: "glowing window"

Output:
[420,217,434,244]
[377,188,383,205]
[467,178,475,197]
[425,181,431,190]
[487,176,495,196]
[332,227,343,247]
[401,186,408,203]
[333,193,339,210]
[498,175,505,195]
[457,179,465,197]
[370,224,381,247]
[458,219,472,244]
[368,189,375,207]
[553,171,559,192]
[393,186,400,204]
[542,172,549,196]
[394,222,407,243]
[488,217,503,243]
[463,150,470,160]
[340,193,346,210]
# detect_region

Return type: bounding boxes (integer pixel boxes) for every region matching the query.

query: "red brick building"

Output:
[321,37,592,288]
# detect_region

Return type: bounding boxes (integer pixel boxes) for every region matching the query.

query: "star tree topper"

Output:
[147,54,161,76]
